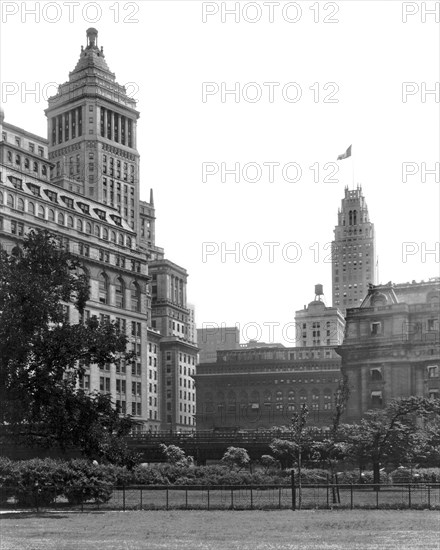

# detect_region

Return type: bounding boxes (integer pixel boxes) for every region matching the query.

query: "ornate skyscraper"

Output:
[45,28,140,233]
[332,185,377,313]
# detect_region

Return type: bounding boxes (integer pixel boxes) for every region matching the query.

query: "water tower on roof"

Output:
[315,284,324,301]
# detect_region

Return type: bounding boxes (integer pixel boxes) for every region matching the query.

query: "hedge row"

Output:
[1,458,439,507]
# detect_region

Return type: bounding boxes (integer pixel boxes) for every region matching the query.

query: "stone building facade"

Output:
[0,28,197,433]
[338,280,440,422]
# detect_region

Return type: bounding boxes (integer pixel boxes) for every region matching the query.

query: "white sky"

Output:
[1,1,439,345]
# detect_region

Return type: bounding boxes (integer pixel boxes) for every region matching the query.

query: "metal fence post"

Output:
[427,484,431,509]
[279,487,282,509]
[166,488,169,510]
[350,484,353,510]
[291,470,296,511]
[250,487,253,510]
[123,485,126,512]
[185,489,188,510]
[207,488,210,511]
[231,488,234,509]
[408,484,411,509]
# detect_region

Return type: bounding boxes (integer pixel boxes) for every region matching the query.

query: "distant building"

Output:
[197,325,240,363]
[243,340,285,349]
[195,345,342,430]
[149,259,198,430]
[187,303,197,345]
[295,285,345,347]
[332,186,377,313]
[338,279,440,422]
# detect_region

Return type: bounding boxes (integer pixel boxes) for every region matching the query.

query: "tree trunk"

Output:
[373,461,381,491]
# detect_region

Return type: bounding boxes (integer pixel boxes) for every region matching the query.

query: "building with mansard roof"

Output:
[0,29,197,433]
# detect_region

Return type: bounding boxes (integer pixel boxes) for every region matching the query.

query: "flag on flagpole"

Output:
[337,145,352,161]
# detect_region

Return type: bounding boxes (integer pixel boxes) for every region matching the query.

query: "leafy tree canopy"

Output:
[0,230,138,465]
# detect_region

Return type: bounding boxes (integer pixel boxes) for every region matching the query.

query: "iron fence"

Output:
[1,482,439,511]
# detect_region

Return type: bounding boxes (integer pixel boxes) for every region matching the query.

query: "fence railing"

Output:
[1,483,439,511]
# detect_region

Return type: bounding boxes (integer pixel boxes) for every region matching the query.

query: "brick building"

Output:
[195,346,342,430]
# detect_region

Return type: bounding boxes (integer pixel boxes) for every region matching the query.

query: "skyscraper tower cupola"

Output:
[45,29,140,232]
[332,185,377,313]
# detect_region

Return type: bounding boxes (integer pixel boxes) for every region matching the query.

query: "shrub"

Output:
[62,460,115,504]
[7,459,68,507]
[390,467,440,484]
[221,447,250,471]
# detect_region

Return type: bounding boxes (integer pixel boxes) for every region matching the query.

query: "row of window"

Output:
[4,149,49,179]
[1,189,134,245]
[205,389,334,402]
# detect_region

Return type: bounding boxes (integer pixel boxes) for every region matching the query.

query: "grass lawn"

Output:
[0,510,439,550]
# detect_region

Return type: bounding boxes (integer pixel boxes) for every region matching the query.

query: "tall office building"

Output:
[0,29,197,433]
[332,185,377,313]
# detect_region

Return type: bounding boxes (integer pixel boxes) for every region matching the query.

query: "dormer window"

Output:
[77,202,90,215]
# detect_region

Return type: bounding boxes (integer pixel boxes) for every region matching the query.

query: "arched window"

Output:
[288,390,295,402]
[38,205,45,219]
[118,233,124,246]
[102,228,108,240]
[7,194,14,208]
[76,219,83,232]
[264,390,272,403]
[0,191,3,204]
[33,161,38,173]
[111,231,116,243]
[349,210,353,225]
[67,216,74,228]
[127,237,132,249]
[299,390,307,403]
[227,391,236,403]
[239,391,248,403]
[7,151,12,163]
[57,212,64,225]
[42,165,47,177]
[353,210,357,225]
[17,198,24,211]
[86,222,92,234]
[276,390,283,402]
[48,209,55,222]
[28,201,35,215]
[99,273,109,304]
[250,390,259,403]
[115,277,125,308]
[94,225,100,237]
[24,158,30,170]
[131,281,141,312]
[15,154,21,166]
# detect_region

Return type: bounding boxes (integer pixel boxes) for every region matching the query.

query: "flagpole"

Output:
[351,145,355,189]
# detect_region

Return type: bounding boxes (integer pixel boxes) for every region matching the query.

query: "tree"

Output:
[259,454,278,474]
[221,447,250,471]
[291,403,309,509]
[159,444,193,466]
[0,230,138,464]
[345,397,439,487]
[312,377,350,502]
[269,439,296,469]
